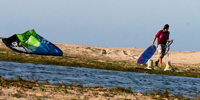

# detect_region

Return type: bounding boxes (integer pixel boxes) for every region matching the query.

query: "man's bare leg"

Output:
[159,57,163,67]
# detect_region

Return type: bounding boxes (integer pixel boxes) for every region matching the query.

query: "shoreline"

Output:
[2,75,192,100]
[0,75,152,100]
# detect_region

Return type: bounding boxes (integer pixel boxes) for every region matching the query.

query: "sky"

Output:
[0,0,200,51]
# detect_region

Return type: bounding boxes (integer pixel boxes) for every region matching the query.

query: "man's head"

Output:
[163,24,169,32]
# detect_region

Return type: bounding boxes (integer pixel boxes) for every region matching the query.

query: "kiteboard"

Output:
[137,45,156,64]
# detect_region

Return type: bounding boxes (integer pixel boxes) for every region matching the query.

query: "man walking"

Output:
[152,24,173,67]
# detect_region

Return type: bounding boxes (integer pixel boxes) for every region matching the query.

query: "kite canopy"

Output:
[2,29,63,56]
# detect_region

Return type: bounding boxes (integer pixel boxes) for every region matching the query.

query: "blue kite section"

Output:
[31,35,63,56]
[137,45,157,64]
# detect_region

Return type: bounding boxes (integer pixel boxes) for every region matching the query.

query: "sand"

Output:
[0,85,154,100]
[55,43,200,68]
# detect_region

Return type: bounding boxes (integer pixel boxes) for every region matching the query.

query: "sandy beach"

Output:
[55,42,200,69]
[0,39,199,99]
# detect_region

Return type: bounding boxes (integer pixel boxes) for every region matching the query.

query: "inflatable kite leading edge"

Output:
[2,29,63,56]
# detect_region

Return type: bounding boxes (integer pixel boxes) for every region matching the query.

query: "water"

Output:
[0,61,200,98]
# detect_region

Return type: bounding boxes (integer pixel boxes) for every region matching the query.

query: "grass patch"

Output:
[109,86,133,93]
[145,89,198,100]
[12,93,24,98]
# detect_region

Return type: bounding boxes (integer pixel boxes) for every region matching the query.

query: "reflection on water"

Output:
[0,61,199,97]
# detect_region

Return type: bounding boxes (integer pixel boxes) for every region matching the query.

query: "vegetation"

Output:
[1,47,200,78]
[109,86,133,93]
[0,75,199,99]
[145,89,192,100]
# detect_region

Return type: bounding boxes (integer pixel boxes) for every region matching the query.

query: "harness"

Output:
[165,40,173,56]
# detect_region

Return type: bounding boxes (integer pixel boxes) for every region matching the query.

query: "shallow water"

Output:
[0,61,199,97]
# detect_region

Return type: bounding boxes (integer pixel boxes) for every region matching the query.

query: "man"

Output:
[152,24,173,67]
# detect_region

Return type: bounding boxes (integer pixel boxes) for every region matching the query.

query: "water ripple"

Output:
[0,61,200,98]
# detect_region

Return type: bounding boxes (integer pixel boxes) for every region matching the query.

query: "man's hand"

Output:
[152,43,154,47]
[168,39,173,43]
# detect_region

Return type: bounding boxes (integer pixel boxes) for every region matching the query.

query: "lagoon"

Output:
[0,61,199,98]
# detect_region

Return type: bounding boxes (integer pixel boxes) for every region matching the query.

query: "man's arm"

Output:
[152,36,157,46]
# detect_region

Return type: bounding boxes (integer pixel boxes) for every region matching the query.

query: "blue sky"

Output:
[0,0,200,51]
